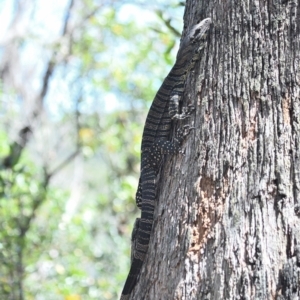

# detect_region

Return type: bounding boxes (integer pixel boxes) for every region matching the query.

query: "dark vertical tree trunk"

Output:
[130,0,300,299]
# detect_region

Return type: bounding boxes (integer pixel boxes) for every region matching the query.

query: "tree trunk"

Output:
[131,0,300,299]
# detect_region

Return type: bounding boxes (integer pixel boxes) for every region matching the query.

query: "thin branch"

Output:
[2,1,101,170]
[48,150,80,179]
[3,0,78,169]
[37,0,76,106]
[155,10,181,37]
[48,86,83,178]
[62,0,75,36]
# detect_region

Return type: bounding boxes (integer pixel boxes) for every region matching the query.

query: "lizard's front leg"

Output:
[169,94,195,120]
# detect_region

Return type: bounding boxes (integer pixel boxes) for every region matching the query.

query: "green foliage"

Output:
[70,4,182,108]
[0,130,50,298]
[0,0,184,299]
[0,125,132,299]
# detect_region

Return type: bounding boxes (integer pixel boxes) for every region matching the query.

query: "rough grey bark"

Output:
[129,0,300,299]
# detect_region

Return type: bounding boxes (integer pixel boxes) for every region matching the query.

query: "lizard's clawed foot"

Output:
[176,125,195,139]
[171,104,195,120]
[186,104,196,114]
[181,104,195,118]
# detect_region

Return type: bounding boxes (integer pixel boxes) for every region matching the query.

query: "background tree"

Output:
[129,0,300,299]
[0,0,185,299]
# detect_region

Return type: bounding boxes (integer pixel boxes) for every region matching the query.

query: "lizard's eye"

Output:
[194,28,201,36]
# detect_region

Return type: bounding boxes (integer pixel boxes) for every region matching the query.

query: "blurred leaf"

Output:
[65,295,81,300]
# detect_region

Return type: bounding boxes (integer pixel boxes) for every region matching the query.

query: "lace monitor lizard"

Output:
[120,17,212,300]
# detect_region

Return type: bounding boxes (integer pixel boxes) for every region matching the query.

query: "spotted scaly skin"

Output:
[120,17,212,300]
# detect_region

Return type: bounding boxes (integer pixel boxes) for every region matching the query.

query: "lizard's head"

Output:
[177,17,212,61]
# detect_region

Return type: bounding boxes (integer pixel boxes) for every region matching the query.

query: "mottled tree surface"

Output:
[129,0,300,299]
